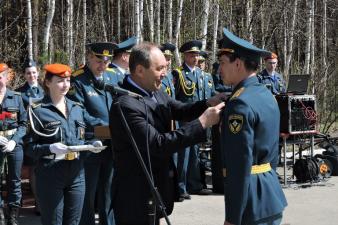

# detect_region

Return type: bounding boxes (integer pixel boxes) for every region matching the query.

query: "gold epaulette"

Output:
[175,67,196,96]
[106,68,116,73]
[230,87,245,101]
[73,101,84,107]
[72,69,84,77]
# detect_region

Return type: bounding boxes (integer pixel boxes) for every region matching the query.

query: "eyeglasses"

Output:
[268,62,277,65]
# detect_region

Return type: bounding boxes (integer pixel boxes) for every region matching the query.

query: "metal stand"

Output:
[114,100,171,225]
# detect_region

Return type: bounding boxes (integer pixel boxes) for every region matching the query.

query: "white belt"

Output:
[43,152,79,161]
[0,128,17,136]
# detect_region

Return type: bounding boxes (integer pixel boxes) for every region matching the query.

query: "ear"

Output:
[135,64,145,77]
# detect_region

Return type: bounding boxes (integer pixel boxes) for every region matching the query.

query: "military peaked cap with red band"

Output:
[0,63,9,73]
[44,64,72,78]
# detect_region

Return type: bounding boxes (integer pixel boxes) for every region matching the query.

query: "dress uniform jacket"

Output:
[161,72,175,98]
[221,76,287,225]
[202,72,216,100]
[69,65,113,156]
[15,82,44,109]
[109,77,208,224]
[0,90,27,208]
[172,64,204,103]
[257,69,286,95]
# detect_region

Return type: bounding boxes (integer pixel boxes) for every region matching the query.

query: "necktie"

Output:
[32,86,38,96]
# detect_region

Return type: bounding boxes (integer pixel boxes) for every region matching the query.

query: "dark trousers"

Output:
[186,144,203,192]
[0,147,23,208]
[35,159,85,225]
[80,158,115,225]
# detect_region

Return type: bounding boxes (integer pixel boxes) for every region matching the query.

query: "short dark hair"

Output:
[129,42,159,74]
[219,52,259,72]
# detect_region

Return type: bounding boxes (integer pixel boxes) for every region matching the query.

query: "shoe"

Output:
[7,207,19,225]
[189,188,212,195]
[180,193,191,200]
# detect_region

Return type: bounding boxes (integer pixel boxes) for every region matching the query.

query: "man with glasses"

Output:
[257,53,286,95]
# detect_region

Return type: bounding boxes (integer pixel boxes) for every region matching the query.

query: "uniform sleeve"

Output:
[24,109,53,160]
[110,99,207,159]
[11,95,27,145]
[221,99,255,225]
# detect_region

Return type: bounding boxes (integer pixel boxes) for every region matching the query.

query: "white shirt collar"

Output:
[112,63,126,75]
[184,63,195,72]
[127,76,151,97]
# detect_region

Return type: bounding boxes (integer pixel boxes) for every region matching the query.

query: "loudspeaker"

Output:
[276,95,317,134]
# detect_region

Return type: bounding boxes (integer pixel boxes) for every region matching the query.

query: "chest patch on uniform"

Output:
[228,114,243,134]
[208,79,213,88]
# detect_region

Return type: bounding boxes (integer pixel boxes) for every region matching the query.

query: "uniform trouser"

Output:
[211,125,224,193]
[80,158,114,225]
[248,213,283,225]
[0,147,23,208]
[35,159,85,225]
[177,144,204,194]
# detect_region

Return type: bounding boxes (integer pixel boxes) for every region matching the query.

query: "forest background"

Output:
[0,0,337,134]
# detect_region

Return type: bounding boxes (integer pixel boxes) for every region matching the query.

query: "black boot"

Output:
[7,207,19,225]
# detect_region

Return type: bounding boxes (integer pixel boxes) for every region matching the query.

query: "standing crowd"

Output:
[0,27,287,225]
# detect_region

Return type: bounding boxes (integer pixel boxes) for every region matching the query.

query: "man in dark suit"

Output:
[219,28,287,225]
[109,43,225,225]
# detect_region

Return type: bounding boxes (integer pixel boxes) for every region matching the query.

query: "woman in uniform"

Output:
[25,64,104,225]
[0,63,27,225]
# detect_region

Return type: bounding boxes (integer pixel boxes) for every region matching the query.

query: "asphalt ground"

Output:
[13,168,338,225]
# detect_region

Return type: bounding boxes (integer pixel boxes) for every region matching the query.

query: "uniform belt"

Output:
[223,163,271,177]
[42,152,79,161]
[0,128,17,136]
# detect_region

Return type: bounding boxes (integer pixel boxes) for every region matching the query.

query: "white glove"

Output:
[49,143,69,155]
[0,136,8,146]
[89,140,103,153]
[2,140,16,152]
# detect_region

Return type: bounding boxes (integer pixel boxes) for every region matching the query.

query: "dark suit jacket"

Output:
[109,76,208,224]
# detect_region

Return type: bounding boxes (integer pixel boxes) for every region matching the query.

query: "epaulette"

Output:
[230,87,245,101]
[31,103,41,109]
[13,91,21,96]
[106,68,116,73]
[72,69,84,77]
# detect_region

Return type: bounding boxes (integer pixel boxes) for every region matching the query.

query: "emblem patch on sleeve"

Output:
[228,114,243,134]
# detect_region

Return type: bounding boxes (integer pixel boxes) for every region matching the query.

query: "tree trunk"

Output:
[321,0,327,109]
[303,0,314,74]
[134,0,140,43]
[285,0,298,78]
[167,0,172,42]
[66,0,74,67]
[200,0,210,50]
[146,0,154,42]
[82,0,86,65]
[26,0,33,60]
[245,0,253,42]
[99,0,107,42]
[42,0,56,56]
[173,0,184,65]
[32,0,39,60]
[211,0,219,63]
[139,0,144,42]
[117,0,121,42]
[155,0,161,43]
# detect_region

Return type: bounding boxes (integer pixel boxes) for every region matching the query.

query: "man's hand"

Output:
[199,102,225,128]
[207,92,229,107]
[2,140,16,152]
[49,143,69,155]
[224,221,234,225]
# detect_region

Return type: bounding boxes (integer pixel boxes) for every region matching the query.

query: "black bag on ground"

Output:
[293,157,319,182]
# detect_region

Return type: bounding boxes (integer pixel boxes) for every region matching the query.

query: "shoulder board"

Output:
[230,87,245,101]
[72,69,84,77]
[13,91,21,96]
[106,68,116,73]
[31,103,41,109]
